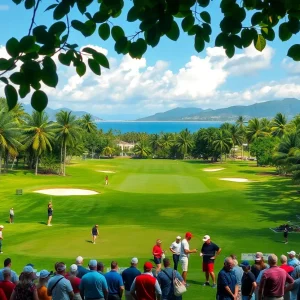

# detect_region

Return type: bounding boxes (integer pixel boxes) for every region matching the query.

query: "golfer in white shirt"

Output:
[170,236,181,270]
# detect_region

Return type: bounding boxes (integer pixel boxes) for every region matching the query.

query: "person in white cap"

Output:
[122,258,141,300]
[37,269,51,300]
[287,251,300,267]
[75,256,89,278]
[66,264,82,300]
[0,225,4,254]
[169,236,181,271]
[200,234,221,288]
[47,262,74,300]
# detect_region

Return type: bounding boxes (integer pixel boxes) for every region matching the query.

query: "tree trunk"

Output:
[60,143,63,175]
[35,155,39,175]
[63,142,66,176]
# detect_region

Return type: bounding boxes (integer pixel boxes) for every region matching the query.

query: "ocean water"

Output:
[97,121,223,134]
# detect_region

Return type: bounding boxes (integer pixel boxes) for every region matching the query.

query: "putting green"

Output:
[114,174,210,194]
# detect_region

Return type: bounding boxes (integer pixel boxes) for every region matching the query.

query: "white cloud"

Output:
[1,43,299,117]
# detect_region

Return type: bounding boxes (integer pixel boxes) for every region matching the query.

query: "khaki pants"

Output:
[125,290,134,300]
[73,293,82,300]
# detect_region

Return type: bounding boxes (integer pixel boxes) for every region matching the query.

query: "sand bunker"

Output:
[97,170,116,173]
[34,189,99,196]
[220,178,252,183]
[203,168,225,172]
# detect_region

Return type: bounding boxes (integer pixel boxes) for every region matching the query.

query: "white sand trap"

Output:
[203,168,225,172]
[97,170,116,173]
[34,189,99,196]
[220,178,252,183]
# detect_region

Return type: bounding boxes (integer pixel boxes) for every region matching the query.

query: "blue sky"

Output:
[1,0,300,120]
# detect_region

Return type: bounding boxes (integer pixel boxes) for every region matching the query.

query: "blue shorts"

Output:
[154,257,161,264]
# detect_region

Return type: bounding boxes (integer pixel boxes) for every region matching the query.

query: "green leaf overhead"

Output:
[31,90,48,112]
[200,11,211,24]
[92,52,110,69]
[5,84,18,111]
[88,58,101,75]
[287,44,300,61]
[254,34,266,52]
[166,21,180,41]
[98,23,110,40]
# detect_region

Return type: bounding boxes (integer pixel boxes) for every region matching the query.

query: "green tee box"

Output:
[16,189,23,195]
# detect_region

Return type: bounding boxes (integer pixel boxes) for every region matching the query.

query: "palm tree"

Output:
[103,146,114,157]
[159,133,174,155]
[79,114,97,133]
[0,109,21,173]
[229,124,243,158]
[213,130,232,162]
[246,118,268,143]
[22,111,57,175]
[133,141,151,158]
[10,103,28,125]
[149,134,160,155]
[271,113,288,138]
[56,111,82,176]
[220,122,232,131]
[236,116,246,131]
[175,129,193,158]
[261,118,271,133]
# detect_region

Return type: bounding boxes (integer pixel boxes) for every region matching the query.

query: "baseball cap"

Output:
[144,262,153,270]
[76,256,83,264]
[288,251,296,256]
[203,235,210,242]
[70,264,78,272]
[185,232,193,238]
[0,225,4,229]
[23,266,34,273]
[255,252,263,261]
[55,262,66,272]
[37,270,51,278]
[89,260,97,267]
[156,239,162,244]
[239,260,250,267]
[131,257,138,264]
[176,236,181,239]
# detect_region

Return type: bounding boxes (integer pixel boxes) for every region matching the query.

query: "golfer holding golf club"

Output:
[200,234,221,288]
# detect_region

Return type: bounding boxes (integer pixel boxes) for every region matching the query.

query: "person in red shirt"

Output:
[0,288,7,300]
[0,269,15,300]
[279,254,294,274]
[65,264,82,299]
[130,262,162,300]
[152,239,165,274]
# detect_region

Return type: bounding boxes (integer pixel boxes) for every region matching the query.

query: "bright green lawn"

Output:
[1,158,300,299]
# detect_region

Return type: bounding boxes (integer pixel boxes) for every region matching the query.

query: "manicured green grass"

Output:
[1,158,300,299]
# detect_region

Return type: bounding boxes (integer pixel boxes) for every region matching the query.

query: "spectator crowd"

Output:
[0,232,299,300]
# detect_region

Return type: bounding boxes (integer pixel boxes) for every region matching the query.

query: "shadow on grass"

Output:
[85,240,93,244]
[38,222,47,225]
[245,175,300,224]
[186,280,204,286]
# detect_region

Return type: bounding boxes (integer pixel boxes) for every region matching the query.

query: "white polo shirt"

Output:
[180,239,190,258]
[170,241,181,255]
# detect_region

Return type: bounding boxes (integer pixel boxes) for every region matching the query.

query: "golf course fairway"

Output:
[0,158,299,300]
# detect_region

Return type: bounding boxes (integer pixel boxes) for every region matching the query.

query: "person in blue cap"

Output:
[240,260,257,300]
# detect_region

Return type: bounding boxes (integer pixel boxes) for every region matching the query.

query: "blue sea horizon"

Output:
[96,121,224,134]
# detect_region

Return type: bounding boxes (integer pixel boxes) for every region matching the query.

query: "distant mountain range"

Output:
[22,104,102,122]
[136,98,300,121]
